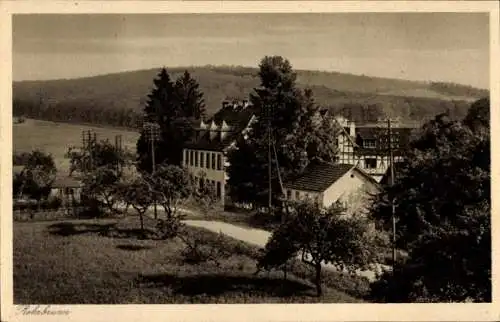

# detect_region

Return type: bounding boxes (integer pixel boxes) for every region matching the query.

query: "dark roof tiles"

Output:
[185,104,257,151]
[283,162,354,192]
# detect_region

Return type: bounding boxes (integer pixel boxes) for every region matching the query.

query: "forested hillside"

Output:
[13,65,489,129]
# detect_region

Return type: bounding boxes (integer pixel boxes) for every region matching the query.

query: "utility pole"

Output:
[144,121,160,219]
[387,119,397,271]
[268,105,273,217]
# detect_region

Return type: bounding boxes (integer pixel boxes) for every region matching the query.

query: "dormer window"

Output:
[363,139,376,148]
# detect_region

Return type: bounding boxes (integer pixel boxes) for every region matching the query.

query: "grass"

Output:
[14,215,369,304]
[13,118,139,172]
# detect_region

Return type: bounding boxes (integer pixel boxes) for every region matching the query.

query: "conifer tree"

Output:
[174,70,206,120]
[136,68,177,172]
[227,56,339,208]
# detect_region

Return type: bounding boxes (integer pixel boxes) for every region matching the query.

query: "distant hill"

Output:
[13,65,489,128]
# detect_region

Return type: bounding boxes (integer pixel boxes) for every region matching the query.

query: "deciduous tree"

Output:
[258,201,386,296]
[369,98,490,302]
[15,150,57,201]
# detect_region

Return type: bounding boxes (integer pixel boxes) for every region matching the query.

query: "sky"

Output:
[13,13,490,88]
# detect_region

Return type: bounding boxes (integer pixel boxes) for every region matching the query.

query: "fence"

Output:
[13,206,88,222]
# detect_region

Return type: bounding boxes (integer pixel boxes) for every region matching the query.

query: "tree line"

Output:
[13,98,143,130]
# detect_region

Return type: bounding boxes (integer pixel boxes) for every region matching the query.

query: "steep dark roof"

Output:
[283,162,354,192]
[185,104,258,152]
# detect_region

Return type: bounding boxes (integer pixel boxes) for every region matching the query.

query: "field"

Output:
[13,216,369,304]
[13,118,139,172]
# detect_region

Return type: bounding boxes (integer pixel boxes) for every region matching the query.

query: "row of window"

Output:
[362,137,400,149]
[285,190,321,204]
[185,150,223,171]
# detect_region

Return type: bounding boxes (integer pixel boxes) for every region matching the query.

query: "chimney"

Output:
[222,100,229,110]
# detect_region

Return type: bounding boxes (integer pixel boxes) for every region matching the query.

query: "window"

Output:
[211,153,216,170]
[206,152,211,169]
[295,191,300,200]
[286,190,292,200]
[391,135,400,148]
[365,158,377,169]
[185,150,189,166]
[216,181,221,198]
[363,139,376,148]
[190,150,194,166]
[217,154,222,170]
[200,152,204,168]
[195,151,199,167]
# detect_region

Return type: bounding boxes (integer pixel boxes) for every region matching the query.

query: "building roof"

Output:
[283,162,355,192]
[184,101,258,152]
[52,175,83,188]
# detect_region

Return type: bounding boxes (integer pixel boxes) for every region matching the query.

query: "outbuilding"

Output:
[283,161,380,216]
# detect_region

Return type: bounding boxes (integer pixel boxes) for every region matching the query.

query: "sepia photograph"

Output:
[1,1,498,321]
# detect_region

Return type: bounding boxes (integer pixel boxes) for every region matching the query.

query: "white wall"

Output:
[322,169,379,215]
[284,188,322,205]
[183,148,226,204]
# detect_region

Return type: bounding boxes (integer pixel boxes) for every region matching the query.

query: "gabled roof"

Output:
[185,103,258,152]
[283,161,355,192]
[52,175,83,188]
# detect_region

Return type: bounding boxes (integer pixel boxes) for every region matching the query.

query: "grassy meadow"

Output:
[13,118,139,172]
[13,216,370,304]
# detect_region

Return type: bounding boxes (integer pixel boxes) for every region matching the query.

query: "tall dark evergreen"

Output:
[137,68,178,172]
[227,56,339,208]
[137,68,206,172]
[174,70,206,120]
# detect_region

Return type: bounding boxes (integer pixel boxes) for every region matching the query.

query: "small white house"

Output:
[49,175,84,206]
[283,161,380,216]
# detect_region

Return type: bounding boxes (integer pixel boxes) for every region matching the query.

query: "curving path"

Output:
[183,219,389,282]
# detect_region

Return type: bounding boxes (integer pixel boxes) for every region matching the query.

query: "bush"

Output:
[39,197,63,210]
[156,216,185,240]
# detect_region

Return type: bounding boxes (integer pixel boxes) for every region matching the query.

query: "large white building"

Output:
[182,100,257,206]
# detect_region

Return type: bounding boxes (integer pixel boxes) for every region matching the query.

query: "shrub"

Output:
[156,216,186,240]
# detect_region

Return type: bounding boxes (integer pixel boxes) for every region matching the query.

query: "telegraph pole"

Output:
[387,119,397,271]
[268,105,273,217]
[144,121,160,219]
